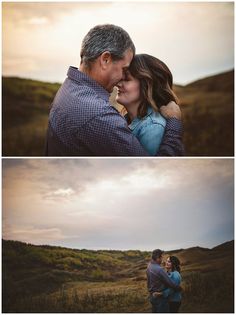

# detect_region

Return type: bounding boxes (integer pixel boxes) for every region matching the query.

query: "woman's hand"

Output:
[160,101,182,120]
[153,292,163,297]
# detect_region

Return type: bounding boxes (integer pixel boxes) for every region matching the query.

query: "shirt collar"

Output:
[151,259,160,266]
[67,66,110,102]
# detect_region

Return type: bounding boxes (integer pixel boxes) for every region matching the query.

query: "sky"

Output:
[2,1,234,85]
[2,158,234,251]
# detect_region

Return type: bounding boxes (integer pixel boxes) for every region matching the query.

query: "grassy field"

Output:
[176,70,234,156]
[2,69,234,156]
[2,239,234,313]
[2,77,60,156]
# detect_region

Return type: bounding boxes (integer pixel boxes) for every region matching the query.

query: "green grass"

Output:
[2,240,234,313]
[3,272,234,313]
[2,77,60,156]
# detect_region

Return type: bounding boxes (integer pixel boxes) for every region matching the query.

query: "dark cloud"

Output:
[2,159,28,170]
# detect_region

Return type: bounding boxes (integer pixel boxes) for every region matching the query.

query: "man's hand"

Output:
[153,292,163,297]
[160,101,181,120]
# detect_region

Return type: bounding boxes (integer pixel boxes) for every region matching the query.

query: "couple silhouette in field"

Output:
[45,24,184,157]
[147,249,182,313]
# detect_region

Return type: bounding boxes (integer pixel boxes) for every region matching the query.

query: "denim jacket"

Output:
[128,107,167,156]
[162,271,182,302]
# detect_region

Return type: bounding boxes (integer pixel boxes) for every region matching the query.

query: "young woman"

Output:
[116,54,179,156]
[164,256,182,312]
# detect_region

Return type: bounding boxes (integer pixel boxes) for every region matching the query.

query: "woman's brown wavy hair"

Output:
[128,54,179,118]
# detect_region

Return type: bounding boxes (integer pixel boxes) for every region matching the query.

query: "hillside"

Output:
[175,70,234,156]
[2,239,234,313]
[2,77,60,156]
[186,70,234,92]
[2,70,234,156]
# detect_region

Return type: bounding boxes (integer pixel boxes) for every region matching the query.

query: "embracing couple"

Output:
[45,24,184,156]
[147,249,182,313]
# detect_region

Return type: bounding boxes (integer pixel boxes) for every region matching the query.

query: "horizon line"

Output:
[2,67,234,87]
[2,238,234,253]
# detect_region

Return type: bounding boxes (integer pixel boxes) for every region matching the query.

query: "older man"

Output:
[45,24,183,156]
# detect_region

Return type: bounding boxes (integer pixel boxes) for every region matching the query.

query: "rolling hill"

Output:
[2,70,234,156]
[2,239,234,312]
[2,77,60,156]
[175,70,234,156]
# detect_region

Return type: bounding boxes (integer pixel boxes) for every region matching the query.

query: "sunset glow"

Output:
[2,2,234,84]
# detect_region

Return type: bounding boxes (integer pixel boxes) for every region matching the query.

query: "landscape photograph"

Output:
[2,158,234,313]
[2,2,234,156]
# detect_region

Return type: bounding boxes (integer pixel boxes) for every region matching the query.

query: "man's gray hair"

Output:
[80,24,135,67]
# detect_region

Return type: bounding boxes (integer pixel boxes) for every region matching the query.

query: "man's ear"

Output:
[100,51,112,69]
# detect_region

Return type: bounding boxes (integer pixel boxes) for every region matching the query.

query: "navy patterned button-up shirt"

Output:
[45,66,184,156]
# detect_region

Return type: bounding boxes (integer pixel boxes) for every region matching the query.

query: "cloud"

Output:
[2,159,234,250]
[2,2,234,84]
[3,226,65,245]
[43,187,75,201]
[52,188,74,197]
[3,159,91,198]
[27,17,49,25]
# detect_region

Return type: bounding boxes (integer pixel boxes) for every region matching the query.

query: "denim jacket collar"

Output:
[128,106,153,131]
